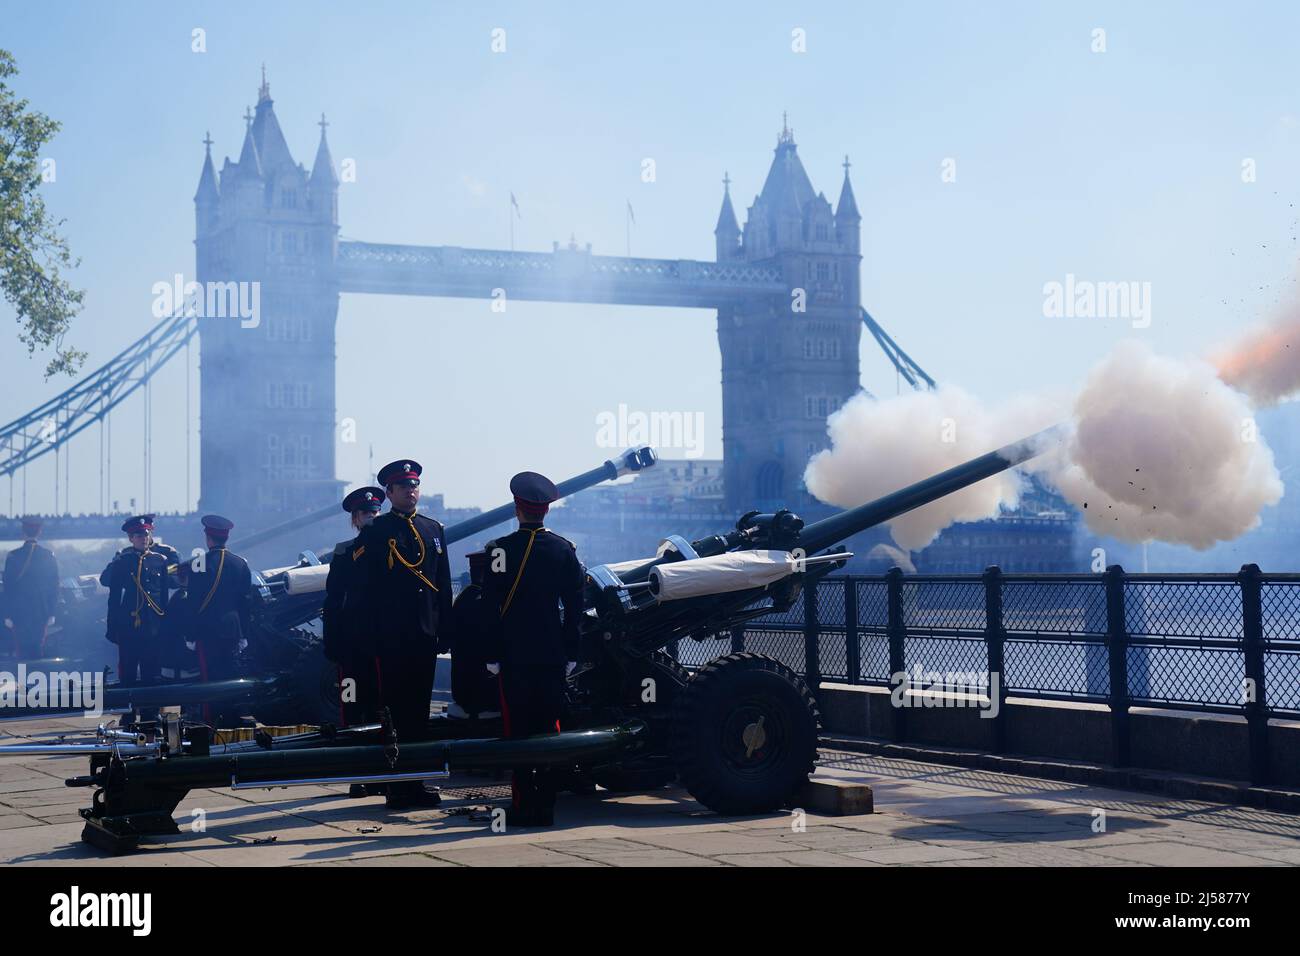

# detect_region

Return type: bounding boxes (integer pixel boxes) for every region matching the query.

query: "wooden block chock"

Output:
[793,777,875,816]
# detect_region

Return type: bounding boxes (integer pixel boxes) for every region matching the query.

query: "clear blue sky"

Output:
[4,0,1300,515]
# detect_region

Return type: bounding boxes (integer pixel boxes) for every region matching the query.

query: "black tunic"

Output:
[180,546,253,650]
[449,582,499,717]
[322,537,364,663]
[354,509,453,654]
[3,542,59,626]
[100,544,179,643]
[481,523,585,670]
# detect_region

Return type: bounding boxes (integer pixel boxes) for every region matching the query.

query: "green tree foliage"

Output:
[0,48,84,377]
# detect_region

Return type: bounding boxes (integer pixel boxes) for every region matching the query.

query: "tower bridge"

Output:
[1,76,935,538]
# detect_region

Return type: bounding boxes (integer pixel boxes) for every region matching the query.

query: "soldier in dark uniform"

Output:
[482,472,586,827]
[100,515,181,685]
[448,550,500,720]
[355,459,453,810]
[323,486,385,729]
[2,517,59,659]
[181,515,252,699]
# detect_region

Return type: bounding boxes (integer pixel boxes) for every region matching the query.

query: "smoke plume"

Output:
[805,337,1288,552]
[1211,292,1300,406]
[804,386,1062,550]
[1047,341,1282,548]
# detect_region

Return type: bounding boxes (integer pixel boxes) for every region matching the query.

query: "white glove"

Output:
[3,619,11,628]
[237,639,248,652]
[47,616,55,626]
[185,641,196,652]
[485,662,500,676]
[566,661,577,676]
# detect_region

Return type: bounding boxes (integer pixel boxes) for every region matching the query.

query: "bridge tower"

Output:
[716,119,863,511]
[193,75,342,521]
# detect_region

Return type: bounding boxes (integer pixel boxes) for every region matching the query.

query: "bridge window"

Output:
[815,224,828,241]
[265,316,313,342]
[265,383,314,408]
[265,434,280,479]
[756,460,783,502]
[281,189,298,209]
[816,262,830,283]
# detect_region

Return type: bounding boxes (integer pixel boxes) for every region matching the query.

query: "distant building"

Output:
[610,459,723,506]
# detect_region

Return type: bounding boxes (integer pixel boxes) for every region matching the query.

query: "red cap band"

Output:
[514,496,549,519]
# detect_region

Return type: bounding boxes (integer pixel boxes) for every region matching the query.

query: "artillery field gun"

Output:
[0,433,1050,853]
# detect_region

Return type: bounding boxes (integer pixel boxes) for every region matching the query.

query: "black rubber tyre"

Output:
[259,639,339,727]
[591,652,688,792]
[669,652,819,815]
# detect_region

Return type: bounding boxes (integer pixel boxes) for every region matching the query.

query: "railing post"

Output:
[886,566,907,742]
[730,625,745,654]
[845,577,860,685]
[1104,564,1130,767]
[1238,563,1270,786]
[983,565,1007,754]
[803,577,822,699]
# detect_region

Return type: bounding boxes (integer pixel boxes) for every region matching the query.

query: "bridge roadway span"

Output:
[0,711,1297,866]
[336,241,789,307]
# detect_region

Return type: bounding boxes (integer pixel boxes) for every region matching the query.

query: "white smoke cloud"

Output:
[805,340,1285,552]
[1050,341,1282,548]
[804,385,1063,550]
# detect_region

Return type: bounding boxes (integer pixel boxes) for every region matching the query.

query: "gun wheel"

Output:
[669,652,819,815]
[259,638,339,727]
[591,652,688,793]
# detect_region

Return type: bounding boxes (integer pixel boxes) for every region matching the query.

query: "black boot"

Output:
[385,782,442,810]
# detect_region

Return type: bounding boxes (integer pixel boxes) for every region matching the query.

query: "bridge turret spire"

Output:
[194,130,219,204]
[234,106,263,179]
[835,153,860,224]
[249,70,296,173]
[750,113,816,252]
[309,112,340,226]
[714,171,740,260]
[778,111,794,146]
[310,113,339,188]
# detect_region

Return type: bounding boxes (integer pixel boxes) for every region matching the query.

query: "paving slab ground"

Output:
[1,714,1298,866]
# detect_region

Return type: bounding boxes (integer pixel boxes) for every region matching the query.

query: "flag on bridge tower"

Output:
[509,191,521,250]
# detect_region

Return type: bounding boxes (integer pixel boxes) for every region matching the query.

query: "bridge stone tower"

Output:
[716,120,863,511]
[193,75,342,522]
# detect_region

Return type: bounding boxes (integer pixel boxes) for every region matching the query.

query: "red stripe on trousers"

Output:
[196,642,210,725]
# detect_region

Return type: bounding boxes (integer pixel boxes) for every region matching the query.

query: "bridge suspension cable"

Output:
[861,307,936,392]
[0,310,198,483]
